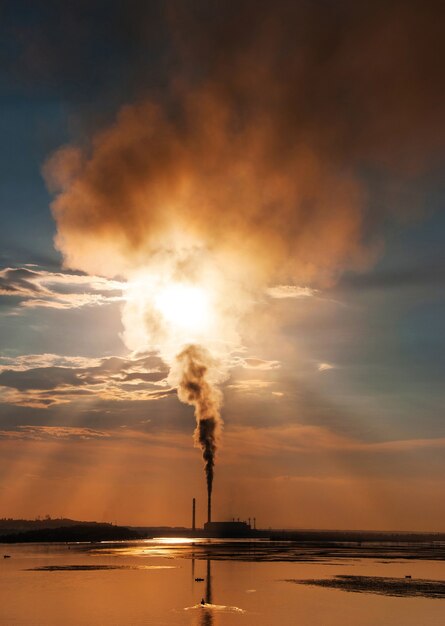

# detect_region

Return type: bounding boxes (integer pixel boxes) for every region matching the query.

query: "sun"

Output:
[122,271,217,355]
[154,283,211,334]
[121,256,244,359]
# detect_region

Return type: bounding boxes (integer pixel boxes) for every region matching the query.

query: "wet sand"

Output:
[287,575,445,598]
[25,564,175,571]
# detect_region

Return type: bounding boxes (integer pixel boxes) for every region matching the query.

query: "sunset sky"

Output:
[1,0,444,531]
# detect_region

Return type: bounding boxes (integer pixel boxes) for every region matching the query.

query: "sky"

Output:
[0,0,444,531]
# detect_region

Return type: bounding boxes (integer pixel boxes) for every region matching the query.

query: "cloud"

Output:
[43,0,445,294]
[9,419,441,457]
[336,260,445,292]
[4,1,166,105]
[240,358,281,371]
[266,286,317,299]
[0,426,110,441]
[318,362,336,372]
[0,353,170,408]
[0,266,124,311]
[0,354,101,373]
[0,350,283,408]
[226,379,276,396]
[225,424,445,457]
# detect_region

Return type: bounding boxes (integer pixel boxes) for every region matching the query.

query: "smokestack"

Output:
[192,497,196,531]
[207,490,211,524]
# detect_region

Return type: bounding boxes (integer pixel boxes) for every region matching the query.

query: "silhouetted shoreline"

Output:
[0,518,444,545]
[0,523,139,543]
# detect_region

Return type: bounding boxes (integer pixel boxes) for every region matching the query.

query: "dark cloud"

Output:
[0,366,82,391]
[42,0,445,288]
[0,353,170,406]
[0,265,124,309]
[0,268,42,294]
[0,248,61,271]
[336,259,445,291]
[2,0,168,105]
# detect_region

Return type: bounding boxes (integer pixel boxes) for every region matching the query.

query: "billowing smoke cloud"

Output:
[174,345,223,522]
[44,0,445,287]
[41,0,445,508]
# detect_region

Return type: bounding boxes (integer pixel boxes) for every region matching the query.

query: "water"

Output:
[0,539,444,625]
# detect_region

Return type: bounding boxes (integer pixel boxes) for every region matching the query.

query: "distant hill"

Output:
[0,518,141,543]
[0,518,108,536]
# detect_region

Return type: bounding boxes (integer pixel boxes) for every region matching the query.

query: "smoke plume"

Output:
[43,0,445,287]
[40,0,445,511]
[175,345,223,522]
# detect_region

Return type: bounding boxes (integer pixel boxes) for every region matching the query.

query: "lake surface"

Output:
[0,539,444,625]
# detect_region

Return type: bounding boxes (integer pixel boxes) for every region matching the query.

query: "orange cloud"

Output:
[45,2,445,288]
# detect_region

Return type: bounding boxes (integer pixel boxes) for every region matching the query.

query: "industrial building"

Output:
[192,497,257,537]
[203,520,252,537]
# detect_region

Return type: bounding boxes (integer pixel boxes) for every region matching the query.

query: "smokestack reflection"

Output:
[199,560,213,626]
[205,559,212,605]
[199,604,214,626]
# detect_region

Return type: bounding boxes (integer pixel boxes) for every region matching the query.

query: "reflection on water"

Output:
[191,551,216,624]
[199,604,214,626]
[0,539,443,626]
[157,537,199,545]
[93,536,445,563]
[191,559,214,626]
[187,557,245,623]
[200,560,214,626]
[206,559,212,605]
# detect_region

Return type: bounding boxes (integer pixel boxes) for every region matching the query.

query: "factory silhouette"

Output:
[192,496,258,538]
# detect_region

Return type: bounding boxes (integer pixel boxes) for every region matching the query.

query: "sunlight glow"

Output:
[122,254,247,362]
[122,269,227,360]
[154,283,211,334]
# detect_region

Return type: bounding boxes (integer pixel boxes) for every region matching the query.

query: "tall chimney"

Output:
[192,497,196,531]
[207,491,211,524]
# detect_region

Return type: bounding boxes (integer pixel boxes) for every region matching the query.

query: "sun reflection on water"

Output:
[92,537,212,559]
[155,537,204,544]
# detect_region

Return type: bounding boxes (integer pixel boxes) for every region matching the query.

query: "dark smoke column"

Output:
[176,345,223,523]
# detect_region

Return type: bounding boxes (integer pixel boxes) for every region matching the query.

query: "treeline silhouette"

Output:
[0,523,140,543]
